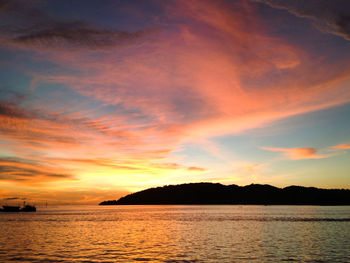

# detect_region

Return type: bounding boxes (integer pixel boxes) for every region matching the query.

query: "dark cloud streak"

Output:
[256,0,350,41]
[0,0,12,13]
[11,21,150,50]
[0,0,154,50]
[0,157,73,183]
[2,197,26,201]
[0,102,28,119]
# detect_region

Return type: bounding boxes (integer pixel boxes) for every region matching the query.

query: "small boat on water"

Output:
[0,204,36,212]
[1,206,20,212]
[20,205,36,212]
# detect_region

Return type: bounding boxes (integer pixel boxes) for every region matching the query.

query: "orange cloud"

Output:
[187,166,206,172]
[261,147,331,160]
[0,157,74,185]
[332,144,350,150]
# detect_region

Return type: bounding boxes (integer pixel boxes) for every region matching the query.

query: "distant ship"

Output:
[20,205,36,212]
[1,206,20,212]
[0,204,36,212]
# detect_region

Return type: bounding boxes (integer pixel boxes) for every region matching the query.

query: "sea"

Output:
[0,205,349,262]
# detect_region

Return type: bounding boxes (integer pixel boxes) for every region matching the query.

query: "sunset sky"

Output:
[1,0,350,204]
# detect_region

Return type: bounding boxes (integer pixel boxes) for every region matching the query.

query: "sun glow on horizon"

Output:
[1,0,350,204]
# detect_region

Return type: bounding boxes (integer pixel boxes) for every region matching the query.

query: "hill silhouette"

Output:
[99,183,350,205]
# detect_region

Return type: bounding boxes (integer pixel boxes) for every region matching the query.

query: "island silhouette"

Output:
[99,183,350,205]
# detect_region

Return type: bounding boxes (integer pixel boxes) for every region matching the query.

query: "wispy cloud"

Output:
[0,157,74,185]
[0,102,29,119]
[256,0,350,41]
[0,1,153,51]
[10,22,152,50]
[2,197,26,201]
[261,146,331,160]
[261,142,350,160]
[332,143,350,150]
[29,0,350,142]
[187,166,206,172]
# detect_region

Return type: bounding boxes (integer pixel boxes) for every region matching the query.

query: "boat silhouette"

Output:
[20,205,36,212]
[0,203,36,212]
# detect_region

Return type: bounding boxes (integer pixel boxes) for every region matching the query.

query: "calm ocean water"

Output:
[0,205,349,262]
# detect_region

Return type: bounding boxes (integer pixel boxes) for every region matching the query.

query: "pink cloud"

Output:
[30,0,350,142]
[261,147,331,160]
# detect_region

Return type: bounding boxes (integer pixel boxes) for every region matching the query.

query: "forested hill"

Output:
[99,183,350,205]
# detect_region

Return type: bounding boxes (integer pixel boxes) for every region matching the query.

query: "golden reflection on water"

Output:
[0,205,349,262]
